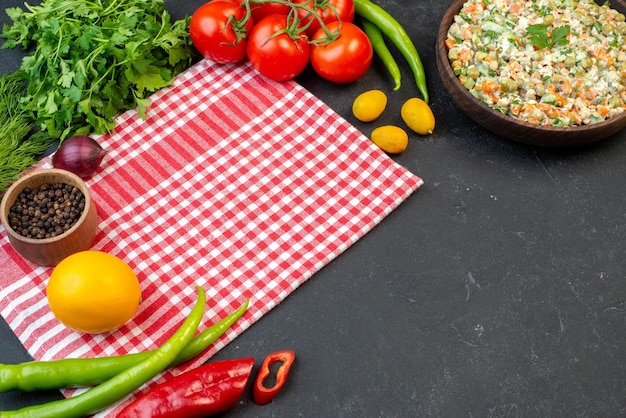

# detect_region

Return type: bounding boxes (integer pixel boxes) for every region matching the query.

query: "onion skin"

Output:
[52,136,106,178]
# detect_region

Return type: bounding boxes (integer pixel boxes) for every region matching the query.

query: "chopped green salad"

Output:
[445,0,626,127]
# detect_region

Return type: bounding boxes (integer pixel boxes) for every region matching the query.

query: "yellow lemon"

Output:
[46,250,142,334]
[371,125,409,154]
[352,90,388,122]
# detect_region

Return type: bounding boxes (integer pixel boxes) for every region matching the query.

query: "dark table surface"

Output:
[1,0,625,416]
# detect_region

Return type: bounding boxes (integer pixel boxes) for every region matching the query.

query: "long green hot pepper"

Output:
[361,18,402,91]
[353,0,429,102]
[0,299,248,393]
[0,287,207,418]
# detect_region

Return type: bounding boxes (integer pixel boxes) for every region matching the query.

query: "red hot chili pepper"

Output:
[253,349,296,405]
[117,358,254,418]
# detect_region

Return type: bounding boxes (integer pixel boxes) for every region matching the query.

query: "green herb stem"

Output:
[0,73,56,197]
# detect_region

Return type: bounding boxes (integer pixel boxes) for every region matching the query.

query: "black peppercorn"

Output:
[8,182,85,239]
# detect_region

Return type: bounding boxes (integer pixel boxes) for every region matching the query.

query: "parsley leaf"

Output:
[1,0,198,140]
[527,24,571,49]
[551,25,571,46]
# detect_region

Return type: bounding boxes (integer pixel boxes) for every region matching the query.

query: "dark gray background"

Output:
[1,0,625,416]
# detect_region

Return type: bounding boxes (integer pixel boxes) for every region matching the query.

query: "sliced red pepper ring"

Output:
[253,349,296,405]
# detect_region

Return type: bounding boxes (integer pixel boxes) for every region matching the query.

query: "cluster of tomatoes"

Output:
[189,0,373,83]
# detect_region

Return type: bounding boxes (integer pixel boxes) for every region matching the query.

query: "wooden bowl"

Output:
[0,168,98,267]
[436,0,626,147]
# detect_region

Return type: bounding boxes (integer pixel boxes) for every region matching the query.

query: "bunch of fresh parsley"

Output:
[1,0,198,140]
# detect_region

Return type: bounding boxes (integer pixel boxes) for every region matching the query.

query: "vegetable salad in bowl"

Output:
[444,0,626,128]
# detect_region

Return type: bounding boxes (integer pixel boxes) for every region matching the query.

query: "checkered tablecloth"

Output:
[0,59,422,415]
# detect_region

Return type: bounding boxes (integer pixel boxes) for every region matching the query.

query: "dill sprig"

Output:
[0,72,56,197]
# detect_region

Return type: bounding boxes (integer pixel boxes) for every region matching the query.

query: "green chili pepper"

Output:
[361,18,402,91]
[354,0,429,102]
[0,299,248,393]
[0,287,207,418]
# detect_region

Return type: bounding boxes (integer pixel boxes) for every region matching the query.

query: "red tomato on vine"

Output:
[247,14,311,81]
[310,21,372,83]
[189,1,255,64]
[250,2,292,22]
[294,0,355,38]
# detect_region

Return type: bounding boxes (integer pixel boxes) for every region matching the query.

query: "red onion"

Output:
[52,135,106,178]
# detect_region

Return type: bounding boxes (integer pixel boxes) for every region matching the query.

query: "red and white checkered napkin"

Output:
[0,59,422,415]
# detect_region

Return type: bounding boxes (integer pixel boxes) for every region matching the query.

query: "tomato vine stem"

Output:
[239,0,341,44]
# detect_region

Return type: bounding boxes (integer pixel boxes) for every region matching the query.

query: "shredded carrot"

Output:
[458,48,472,65]
[597,105,610,117]
[573,78,584,90]
[606,56,615,68]
[576,88,599,106]
[530,72,542,84]
[482,80,500,95]
[460,25,473,41]
[538,103,559,118]
[570,111,583,125]
[509,2,523,15]
[561,79,572,95]
[555,93,567,107]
